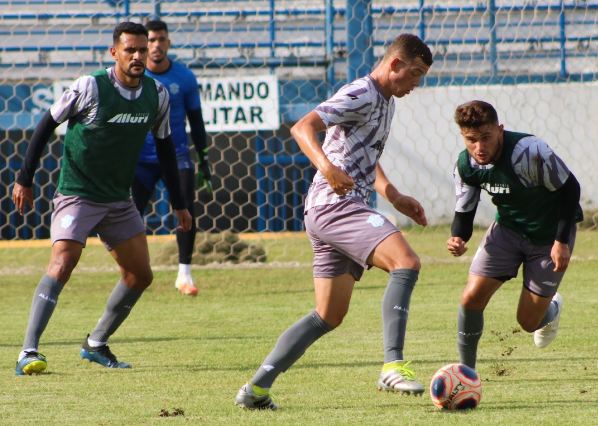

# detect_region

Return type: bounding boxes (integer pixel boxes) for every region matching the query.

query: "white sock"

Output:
[178,264,191,276]
[87,338,107,348]
[19,348,38,362]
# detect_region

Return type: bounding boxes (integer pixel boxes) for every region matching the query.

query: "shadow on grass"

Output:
[0,334,264,349]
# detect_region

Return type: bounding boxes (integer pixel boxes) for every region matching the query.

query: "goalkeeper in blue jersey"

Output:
[132,20,211,296]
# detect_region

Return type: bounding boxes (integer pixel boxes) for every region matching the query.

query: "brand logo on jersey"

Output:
[542,281,558,287]
[366,214,385,228]
[481,182,510,194]
[107,113,150,124]
[169,82,180,95]
[61,214,75,229]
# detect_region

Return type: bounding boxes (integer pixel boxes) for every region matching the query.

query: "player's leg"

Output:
[457,274,504,369]
[16,193,101,375]
[367,231,425,395]
[457,222,524,370]
[174,168,198,295]
[236,274,351,410]
[517,288,557,333]
[521,226,575,347]
[16,240,84,375]
[81,200,149,369]
[236,203,359,409]
[131,161,162,215]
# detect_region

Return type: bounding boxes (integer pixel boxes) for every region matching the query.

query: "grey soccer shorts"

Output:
[304,197,400,281]
[469,221,577,297]
[51,193,146,250]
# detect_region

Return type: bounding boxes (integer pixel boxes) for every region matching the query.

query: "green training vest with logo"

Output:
[57,68,159,203]
[457,130,582,246]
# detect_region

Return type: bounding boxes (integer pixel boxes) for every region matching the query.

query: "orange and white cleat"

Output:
[175,274,198,295]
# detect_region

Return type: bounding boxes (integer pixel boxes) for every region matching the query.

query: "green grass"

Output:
[1,228,597,425]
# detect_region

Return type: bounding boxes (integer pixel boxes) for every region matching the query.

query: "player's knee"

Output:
[406,255,421,271]
[47,256,78,282]
[516,314,539,333]
[461,288,488,310]
[322,316,343,328]
[123,269,153,290]
[393,254,421,271]
[317,311,345,329]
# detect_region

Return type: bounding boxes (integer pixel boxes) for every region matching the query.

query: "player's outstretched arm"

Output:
[13,110,60,214]
[291,111,354,195]
[374,163,427,226]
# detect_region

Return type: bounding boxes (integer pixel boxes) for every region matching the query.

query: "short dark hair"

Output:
[113,22,148,44]
[454,100,499,129]
[384,33,433,66]
[145,20,169,34]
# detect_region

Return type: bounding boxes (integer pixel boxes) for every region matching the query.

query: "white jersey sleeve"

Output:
[512,136,571,191]
[50,75,98,125]
[150,81,171,139]
[454,161,481,213]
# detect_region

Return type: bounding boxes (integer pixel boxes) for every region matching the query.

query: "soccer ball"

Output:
[429,363,482,410]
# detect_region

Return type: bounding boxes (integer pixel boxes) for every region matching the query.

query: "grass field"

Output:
[1,227,597,425]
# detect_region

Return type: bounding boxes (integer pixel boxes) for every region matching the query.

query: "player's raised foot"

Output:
[15,351,47,375]
[175,274,198,295]
[534,293,563,348]
[377,360,425,396]
[235,383,278,410]
[81,336,131,369]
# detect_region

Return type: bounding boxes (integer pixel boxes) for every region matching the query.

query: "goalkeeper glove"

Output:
[197,148,213,194]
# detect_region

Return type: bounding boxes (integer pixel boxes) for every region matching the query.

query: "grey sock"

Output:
[535,300,558,330]
[89,280,143,343]
[382,269,419,363]
[251,310,334,389]
[457,305,484,369]
[22,274,64,351]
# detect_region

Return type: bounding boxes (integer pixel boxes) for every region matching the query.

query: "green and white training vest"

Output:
[57,69,159,203]
[457,131,582,246]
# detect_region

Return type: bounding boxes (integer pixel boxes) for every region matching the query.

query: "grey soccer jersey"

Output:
[454,135,572,213]
[305,75,395,211]
[50,67,170,138]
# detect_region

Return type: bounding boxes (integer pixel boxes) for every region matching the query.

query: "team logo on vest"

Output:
[481,182,510,194]
[366,214,385,228]
[107,113,150,124]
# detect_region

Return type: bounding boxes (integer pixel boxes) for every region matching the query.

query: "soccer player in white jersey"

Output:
[12,22,191,375]
[235,34,434,410]
[447,100,583,370]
